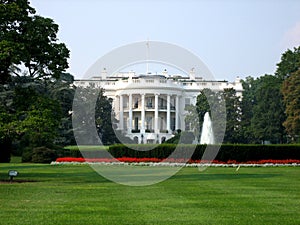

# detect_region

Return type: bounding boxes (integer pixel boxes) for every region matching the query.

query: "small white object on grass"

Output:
[236,165,241,171]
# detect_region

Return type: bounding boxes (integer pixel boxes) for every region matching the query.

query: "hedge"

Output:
[108,144,300,162]
[61,144,300,162]
[63,146,109,158]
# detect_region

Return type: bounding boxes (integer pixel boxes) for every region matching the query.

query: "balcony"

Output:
[146,103,153,109]
[159,106,167,110]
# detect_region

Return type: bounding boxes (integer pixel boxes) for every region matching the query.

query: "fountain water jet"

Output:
[200,112,215,144]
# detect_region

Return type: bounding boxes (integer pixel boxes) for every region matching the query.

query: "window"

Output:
[134,117,139,130]
[134,97,139,108]
[160,98,165,109]
[171,98,176,110]
[123,117,127,130]
[185,98,190,108]
[171,117,176,131]
[147,97,153,108]
[146,117,153,130]
[160,117,164,130]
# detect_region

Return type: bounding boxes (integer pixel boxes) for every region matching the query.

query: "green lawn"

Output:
[64,145,109,151]
[0,164,299,225]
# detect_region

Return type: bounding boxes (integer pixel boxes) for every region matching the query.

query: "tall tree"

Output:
[0,0,35,83]
[276,46,300,142]
[49,73,76,146]
[239,77,256,143]
[250,75,286,143]
[222,88,242,143]
[0,0,69,83]
[72,85,119,145]
[282,69,300,142]
[0,0,70,162]
[275,46,300,80]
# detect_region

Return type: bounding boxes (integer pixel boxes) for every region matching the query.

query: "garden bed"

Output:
[52,157,300,167]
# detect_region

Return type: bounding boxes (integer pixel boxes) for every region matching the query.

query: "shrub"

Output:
[31,146,58,163]
[22,147,33,162]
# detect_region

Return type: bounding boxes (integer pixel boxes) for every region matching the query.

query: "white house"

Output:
[75,69,243,144]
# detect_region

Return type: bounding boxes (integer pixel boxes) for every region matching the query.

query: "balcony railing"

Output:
[131,129,140,133]
[145,129,154,133]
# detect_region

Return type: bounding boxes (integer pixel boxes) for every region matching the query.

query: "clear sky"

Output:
[30,0,300,81]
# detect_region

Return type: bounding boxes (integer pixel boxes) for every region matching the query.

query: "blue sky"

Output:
[30,0,300,81]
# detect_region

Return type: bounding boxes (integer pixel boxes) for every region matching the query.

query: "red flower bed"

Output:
[245,159,300,164]
[55,157,300,164]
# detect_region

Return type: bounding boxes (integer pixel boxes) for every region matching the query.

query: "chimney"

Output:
[189,68,195,80]
[101,68,107,80]
[162,69,168,77]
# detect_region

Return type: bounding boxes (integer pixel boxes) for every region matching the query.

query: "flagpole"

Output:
[146,39,149,74]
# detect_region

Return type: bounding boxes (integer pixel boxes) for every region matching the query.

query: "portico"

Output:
[118,93,180,143]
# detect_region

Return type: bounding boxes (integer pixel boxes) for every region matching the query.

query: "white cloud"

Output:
[282,22,300,49]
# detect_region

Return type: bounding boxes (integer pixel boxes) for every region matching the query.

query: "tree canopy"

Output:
[250,75,286,143]
[275,46,300,81]
[0,0,69,83]
[282,69,300,140]
[278,47,300,142]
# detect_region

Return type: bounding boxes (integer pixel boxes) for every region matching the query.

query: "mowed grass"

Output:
[0,164,299,225]
[64,145,109,151]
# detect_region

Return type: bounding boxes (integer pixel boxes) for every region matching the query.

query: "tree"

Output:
[0,1,71,162]
[250,75,286,143]
[95,96,117,145]
[184,89,212,142]
[0,0,35,83]
[0,112,16,162]
[282,69,300,142]
[72,85,119,145]
[20,96,61,148]
[222,88,242,143]
[185,88,226,143]
[49,73,76,146]
[276,46,300,142]
[0,0,69,83]
[275,46,300,80]
[239,77,256,143]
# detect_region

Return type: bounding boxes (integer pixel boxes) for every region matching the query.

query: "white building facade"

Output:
[75,70,243,144]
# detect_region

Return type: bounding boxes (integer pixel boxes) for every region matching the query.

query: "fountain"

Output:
[200,112,215,144]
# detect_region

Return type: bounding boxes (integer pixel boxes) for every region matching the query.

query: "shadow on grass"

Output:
[0,164,111,184]
[0,179,38,184]
[170,173,281,181]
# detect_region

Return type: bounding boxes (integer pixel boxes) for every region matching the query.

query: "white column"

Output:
[154,94,159,133]
[141,94,145,133]
[128,94,132,133]
[119,95,124,130]
[175,95,179,131]
[167,94,171,133]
